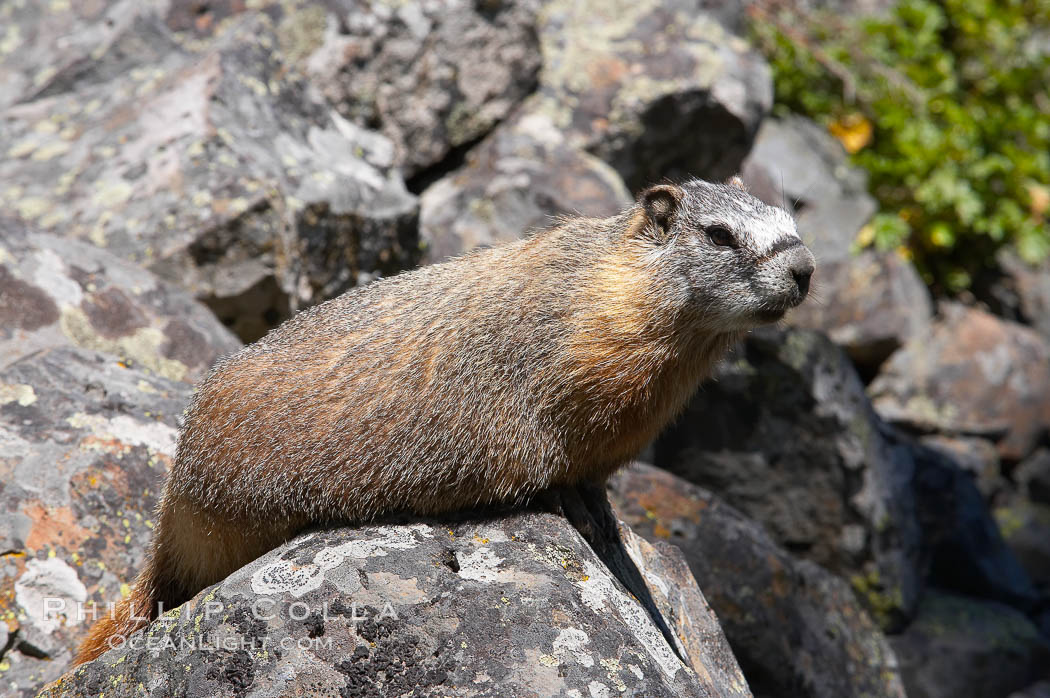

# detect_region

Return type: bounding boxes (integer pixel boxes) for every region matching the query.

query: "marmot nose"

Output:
[792,263,813,297]
[786,249,815,298]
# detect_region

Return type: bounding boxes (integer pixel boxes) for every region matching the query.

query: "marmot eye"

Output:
[706,225,736,247]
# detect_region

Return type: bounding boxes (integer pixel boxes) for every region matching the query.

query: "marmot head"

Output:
[638,177,815,329]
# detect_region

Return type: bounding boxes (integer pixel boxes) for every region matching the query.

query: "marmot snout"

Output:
[76,176,814,664]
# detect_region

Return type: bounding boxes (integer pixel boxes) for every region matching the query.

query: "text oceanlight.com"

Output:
[111,633,337,652]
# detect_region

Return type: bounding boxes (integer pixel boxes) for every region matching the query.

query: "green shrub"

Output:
[750,0,1050,293]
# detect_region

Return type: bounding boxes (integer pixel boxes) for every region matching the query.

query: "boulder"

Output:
[869,303,1050,462]
[610,463,907,698]
[528,0,772,191]
[616,520,750,694]
[304,0,542,176]
[3,0,542,177]
[888,590,1050,698]
[789,250,934,376]
[653,327,923,627]
[42,513,752,698]
[1013,448,1050,506]
[1002,251,1050,343]
[906,438,1039,612]
[742,116,931,374]
[0,1,174,110]
[980,249,1050,344]
[994,501,1050,587]
[0,12,418,343]
[0,220,240,383]
[419,111,632,263]
[919,434,1004,501]
[0,346,191,695]
[741,115,876,261]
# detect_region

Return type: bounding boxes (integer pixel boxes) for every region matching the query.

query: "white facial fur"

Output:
[656,178,814,328]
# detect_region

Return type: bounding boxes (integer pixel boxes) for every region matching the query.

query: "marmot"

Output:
[76,177,814,664]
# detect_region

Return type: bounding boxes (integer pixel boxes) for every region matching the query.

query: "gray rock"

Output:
[12,558,89,659]
[610,463,907,698]
[741,115,877,261]
[42,514,752,697]
[0,0,176,110]
[0,220,240,382]
[0,13,419,343]
[617,521,751,695]
[653,327,922,628]
[870,302,1050,462]
[305,0,542,175]
[994,500,1050,587]
[419,111,632,263]
[907,438,1039,612]
[789,249,934,375]
[3,0,540,178]
[983,249,1050,344]
[919,434,1004,501]
[889,591,1050,698]
[0,346,192,695]
[1015,449,1050,506]
[528,0,772,191]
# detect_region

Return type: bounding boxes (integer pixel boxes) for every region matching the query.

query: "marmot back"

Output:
[76,177,815,664]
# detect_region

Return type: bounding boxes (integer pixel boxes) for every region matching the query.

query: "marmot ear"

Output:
[641,184,683,237]
[727,175,747,192]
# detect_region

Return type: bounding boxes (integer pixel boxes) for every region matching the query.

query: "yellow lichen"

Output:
[32,140,71,160]
[0,25,21,56]
[0,383,37,407]
[15,196,50,220]
[59,307,188,382]
[92,180,134,209]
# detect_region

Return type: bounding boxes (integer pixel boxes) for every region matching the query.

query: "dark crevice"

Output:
[404,4,541,196]
[0,627,17,661]
[16,635,52,660]
[441,548,461,573]
[0,627,53,661]
[782,540,814,555]
[539,483,690,667]
[405,132,490,196]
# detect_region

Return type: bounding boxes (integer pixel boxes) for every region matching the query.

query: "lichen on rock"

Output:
[41,513,752,698]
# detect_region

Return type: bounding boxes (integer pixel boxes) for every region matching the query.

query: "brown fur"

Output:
[76,179,812,664]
